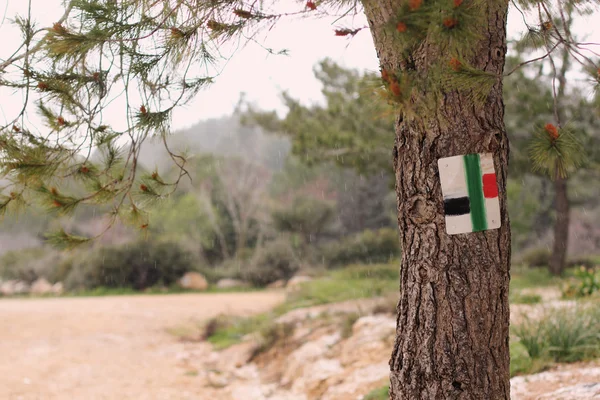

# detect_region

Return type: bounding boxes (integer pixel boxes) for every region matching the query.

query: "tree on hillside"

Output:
[242,58,396,173]
[505,51,600,272]
[1,1,598,398]
[503,5,600,274]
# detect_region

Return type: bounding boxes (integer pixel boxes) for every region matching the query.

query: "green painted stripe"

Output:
[463,154,487,232]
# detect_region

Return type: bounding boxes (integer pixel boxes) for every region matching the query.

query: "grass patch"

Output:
[509,341,551,377]
[279,263,399,313]
[205,313,275,350]
[201,262,400,350]
[562,267,600,299]
[510,267,561,291]
[364,385,389,400]
[202,312,295,357]
[512,302,600,373]
[510,291,542,304]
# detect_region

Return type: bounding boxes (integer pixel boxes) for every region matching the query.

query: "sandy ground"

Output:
[0,292,285,400]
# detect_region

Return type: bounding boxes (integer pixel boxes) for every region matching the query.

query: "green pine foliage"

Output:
[529,123,584,179]
[242,59,396,174]
[0,0,599,248]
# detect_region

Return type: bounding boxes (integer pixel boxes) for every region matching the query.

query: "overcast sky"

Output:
[0,0,598,132]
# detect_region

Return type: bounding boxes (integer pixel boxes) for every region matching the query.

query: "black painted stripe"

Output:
[444,196,470,216]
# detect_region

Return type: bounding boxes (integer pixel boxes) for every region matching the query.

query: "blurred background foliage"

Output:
[0,58,599,293]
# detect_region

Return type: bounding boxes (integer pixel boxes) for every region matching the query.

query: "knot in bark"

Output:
[407,195,435,224]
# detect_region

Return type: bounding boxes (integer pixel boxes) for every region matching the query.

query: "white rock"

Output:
[217,341,260,370]
[281,333,341,386]
[52,282,64,295]
[351,315,396,343]
[229,383,266,400]
[268,392,308,400]
[291,358,344,394]
[13,281,30,295]
[30,278,53,295]
[538,383,600,399]
[179,272,208,291]
[322,363,389,400]
[216,279,248,289]
[232,364,260,381]
[207,370,230,388]
[0,280,15,296]
[511,366,600,399]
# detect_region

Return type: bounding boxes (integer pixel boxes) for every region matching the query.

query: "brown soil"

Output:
[0,292,284,400]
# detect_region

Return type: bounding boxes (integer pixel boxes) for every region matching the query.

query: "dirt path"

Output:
[0,292,285,400]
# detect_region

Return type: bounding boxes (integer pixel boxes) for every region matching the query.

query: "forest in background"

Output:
[0,58,598,292]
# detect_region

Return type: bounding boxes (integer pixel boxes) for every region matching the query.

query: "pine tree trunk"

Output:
[362,1,511,398]
[548,42,572,277]
[549,177,569,275]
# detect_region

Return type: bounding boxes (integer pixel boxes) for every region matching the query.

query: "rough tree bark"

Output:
[549,42,572,276]
[549,176,569,275]
[362,1,511,399]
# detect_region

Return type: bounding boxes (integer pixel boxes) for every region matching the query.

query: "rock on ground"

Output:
[13,281,30,295]
[31,278,53,295]
[1,280,15,296]
[179,272,208,291]
[538,383,600,399]
[511,364,600,400]
[52,282,64,295]
[216,279,248,289]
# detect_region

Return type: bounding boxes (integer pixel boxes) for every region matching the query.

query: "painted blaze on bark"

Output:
[362,1,511,399]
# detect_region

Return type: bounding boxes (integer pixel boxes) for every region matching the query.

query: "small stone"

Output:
[207,370,229,388]
[216,279,248,289]
[30,278,53,295]
[538,383,600,399]
[179,272,208,291]
[1,280,16,296]
[51,282,64,295]
[13,281,30,295]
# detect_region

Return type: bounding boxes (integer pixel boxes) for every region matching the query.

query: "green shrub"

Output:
[513,316,547,359]
[65,240,199,290]
[544,307,600,362]
[0,247,64,283]
[322,228,400,267]
[562,267,600,298]
[241,240,299,287]
[510,291,542,304]
[205,313,275,349]
[512,305,600,364]
[519,247,551,268]
[509,341,550,377]
[272,196,334,243]
[510,341,533,377]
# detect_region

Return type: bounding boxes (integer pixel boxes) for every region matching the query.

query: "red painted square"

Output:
[482,173,498,198]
